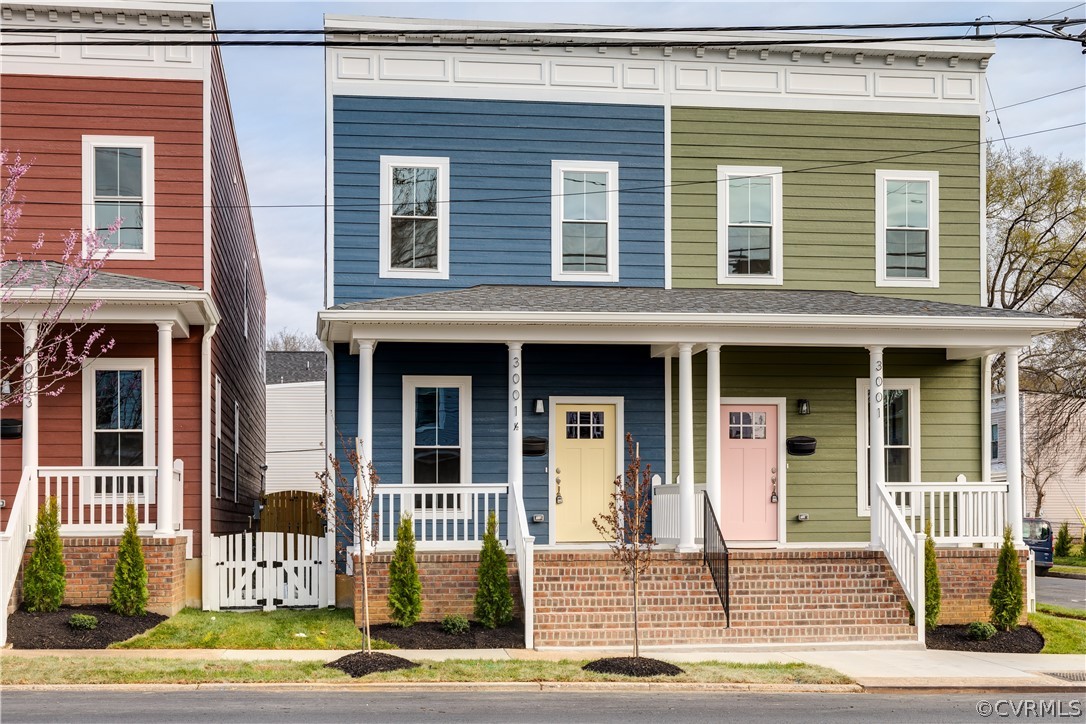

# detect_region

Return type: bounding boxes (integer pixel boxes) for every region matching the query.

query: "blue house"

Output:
[317,17,1071,648]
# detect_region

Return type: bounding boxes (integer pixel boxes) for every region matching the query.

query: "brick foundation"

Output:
[22,536,187,616]
[352,552,521,626]
[934,548,1030,626]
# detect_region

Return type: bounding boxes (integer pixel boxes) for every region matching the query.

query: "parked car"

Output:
[1023,518,1054,574]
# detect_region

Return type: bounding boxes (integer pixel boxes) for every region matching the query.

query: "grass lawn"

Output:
[0,656,850,686]
[112,608,392,651]
[1037,603,1086,621]
[1029,612,1086,654]
[1054,554,1086,568]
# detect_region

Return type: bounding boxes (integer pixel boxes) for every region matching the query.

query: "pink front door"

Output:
[720,404,779,542]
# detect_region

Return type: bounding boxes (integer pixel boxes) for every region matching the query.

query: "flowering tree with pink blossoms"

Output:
[1,150,117,410]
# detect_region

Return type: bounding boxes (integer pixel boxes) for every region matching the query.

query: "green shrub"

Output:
[989,526,1024,631]
[23,497,65,612]
[441,614,470,635]
[474,511,514,629]
[67,613,99,631]
[387,514,422,627]
[967,621,996,641]
[1054,522,1073,558]
[109,502,149,616]
[924,520,941,631]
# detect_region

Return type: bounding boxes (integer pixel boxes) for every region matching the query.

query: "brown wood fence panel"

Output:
[260,491,323,536]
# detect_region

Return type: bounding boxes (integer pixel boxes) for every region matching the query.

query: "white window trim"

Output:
[401,375,472,486]
[379,155,450,280]
[716,165,784,286]
[233,400,240,503]
[81,135,155,260]
[855,377,921,517]
[215,375,222,499]
[551,160,620,283]
[81,358,156,502]
[875,169,939,288]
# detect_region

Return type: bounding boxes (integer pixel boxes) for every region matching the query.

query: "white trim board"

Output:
[401,375,473,485]
[855,377,921,517]
[720,396,788,545]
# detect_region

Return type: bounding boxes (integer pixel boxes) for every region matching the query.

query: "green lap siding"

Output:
[670,348,982,543]
[671,107,982,304]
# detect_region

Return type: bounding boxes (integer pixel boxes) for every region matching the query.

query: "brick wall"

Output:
[935,548,1030,625]
[352,552,521,626]
[22,536,186,615]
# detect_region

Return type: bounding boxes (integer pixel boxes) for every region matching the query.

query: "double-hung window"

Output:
[82,359,155,501]
[716,166,783,285]
[875,170,939,287]
[82,136,155,259]
[379,156,450,279]
[402,376,471,487]
[551,160,620,283]
[856,378,920,515]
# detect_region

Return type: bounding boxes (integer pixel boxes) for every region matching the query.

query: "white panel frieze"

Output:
[457,59,544,84]
[380,56,449,82]
[0,32,60,57]
[164,45,192,63]
[81,34,154,62]
[550,61,618,88]
[717,68,781,93]
[786,70,869,96]
[338,54,375,80]
[943,75,977,100]
[674,65,712,91]
[623,64,660,90]
[875,73,938,98]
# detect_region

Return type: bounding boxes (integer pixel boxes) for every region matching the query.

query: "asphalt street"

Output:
[2,690,1084,724]
[1037,575,1086,610]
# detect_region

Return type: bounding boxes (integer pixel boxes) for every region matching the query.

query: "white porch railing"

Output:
[884,482,1008,545]
[652,481,705,546]
[371,484,508,551]
[0,467,37,646]
[508,483,535,649]
[876,483,926,646]
[38,466,158,535]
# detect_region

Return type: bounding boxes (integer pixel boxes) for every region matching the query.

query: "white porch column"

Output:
[678,343,697,552]
[868,346,885,550]
[356,340,375,554]
[155,321,175,536]
[705,345,721,524]
[507,343,523,497]
[21,321,39,473]
[1005,347,1024,545]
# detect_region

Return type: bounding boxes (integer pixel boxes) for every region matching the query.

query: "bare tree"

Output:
[316,434,379,653]
[593,433,656,658]
[1023,393,1079,517]
[267,327,323,352]
[2,151,117,409]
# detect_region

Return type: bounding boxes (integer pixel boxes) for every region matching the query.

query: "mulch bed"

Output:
[926,624,1044,653]
[325,651,420,678]
[583,656,685,678]
[6,604,166,649]
[367,619,525,649]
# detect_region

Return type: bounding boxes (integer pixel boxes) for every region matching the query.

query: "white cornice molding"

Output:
[4,287,221,330]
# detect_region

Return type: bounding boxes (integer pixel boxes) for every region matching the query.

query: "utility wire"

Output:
[989,84,1085,112]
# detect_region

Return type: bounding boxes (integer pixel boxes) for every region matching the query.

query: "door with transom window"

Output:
[720,404,779,542]
[553,403,616,543]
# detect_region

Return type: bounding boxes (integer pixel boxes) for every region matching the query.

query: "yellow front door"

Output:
[554,404,616,543]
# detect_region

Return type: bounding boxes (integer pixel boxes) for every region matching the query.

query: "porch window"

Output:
[82,359,155,499]
[82,136,155,259]
[856,378,920,514]
[551,160,620,283]
[991,423,999,460]
[402,376,472,486]
[875,170,939,288]
[716,166,783,285]
[379,156,450,279]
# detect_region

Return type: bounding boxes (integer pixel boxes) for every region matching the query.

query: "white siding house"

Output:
[265,352,325,493]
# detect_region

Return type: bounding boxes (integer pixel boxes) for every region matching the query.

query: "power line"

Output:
[989,84,1086,112]
[8,121,1083,213]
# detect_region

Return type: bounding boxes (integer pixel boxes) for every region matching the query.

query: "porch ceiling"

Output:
[319,286,1079,358]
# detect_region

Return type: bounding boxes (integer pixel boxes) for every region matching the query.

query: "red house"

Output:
[1,0,266,639]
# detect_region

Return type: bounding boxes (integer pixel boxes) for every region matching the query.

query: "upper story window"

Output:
[551,160,619,283]
[875,170,939,288]
[716,166,783,285]
[379,156,449,280]
[82,136,155,260]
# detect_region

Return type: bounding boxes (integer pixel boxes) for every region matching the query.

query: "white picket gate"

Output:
[213,531,329,610]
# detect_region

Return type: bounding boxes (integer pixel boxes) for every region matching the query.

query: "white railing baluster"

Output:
[369,485,509,551]
[884,481,1008,546]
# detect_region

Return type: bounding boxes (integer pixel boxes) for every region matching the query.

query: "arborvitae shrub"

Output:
[924,520,942,631]
[109,502,149,616]
[387,514,422,627]
[23,497,65,612]
[988,526,1024,631]
[1054,522,1072,558]
[474,511,514,629]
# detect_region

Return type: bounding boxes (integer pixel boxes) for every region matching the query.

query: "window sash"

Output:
[857,380,920,513]
[560,169,611,273]
[91,146,146,250]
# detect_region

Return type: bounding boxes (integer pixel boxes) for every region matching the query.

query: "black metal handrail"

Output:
[702,495,731,627]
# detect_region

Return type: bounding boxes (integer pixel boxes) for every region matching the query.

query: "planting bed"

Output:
[367,619,524,649]
[926,624,1044,653]
[6,604,166,649]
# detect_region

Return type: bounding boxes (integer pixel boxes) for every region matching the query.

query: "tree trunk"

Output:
[361,545,371,654]
[632,568,639,659]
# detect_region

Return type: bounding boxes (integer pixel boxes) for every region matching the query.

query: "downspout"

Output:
[201,320,219,609]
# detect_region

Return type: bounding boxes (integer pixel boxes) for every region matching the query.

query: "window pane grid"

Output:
[93,369,144,470]
[93,146,144,250]
[725,175,774,277]
[885,179,930,279]
[560,169,610,273]
[390,166,439,270]
[413,386,462,485]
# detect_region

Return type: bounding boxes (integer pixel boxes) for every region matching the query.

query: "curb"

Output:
[1045,570,1086,580]
[0,682,864,694]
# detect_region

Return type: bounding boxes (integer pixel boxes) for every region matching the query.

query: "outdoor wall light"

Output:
[797,399,811,415]
[534,399,545,415]
[795,513,810,522]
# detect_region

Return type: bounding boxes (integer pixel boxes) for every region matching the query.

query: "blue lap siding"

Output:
[331,96,665,302]
[333,343,665,547]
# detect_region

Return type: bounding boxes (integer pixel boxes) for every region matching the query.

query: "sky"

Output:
[211,1,1086,337]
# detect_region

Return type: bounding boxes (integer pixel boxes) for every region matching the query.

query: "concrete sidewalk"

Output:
[4,645,1084,692]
